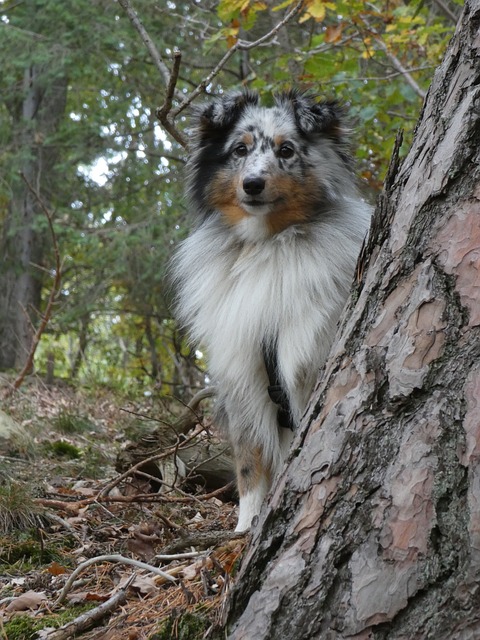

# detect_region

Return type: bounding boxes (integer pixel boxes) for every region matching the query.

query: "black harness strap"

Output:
[262,342,295,431]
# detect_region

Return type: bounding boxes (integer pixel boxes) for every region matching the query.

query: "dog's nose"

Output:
[243,176,265,196]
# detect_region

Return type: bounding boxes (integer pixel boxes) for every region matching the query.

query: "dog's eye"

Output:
[278,144,294,159]
[233,143,248,157]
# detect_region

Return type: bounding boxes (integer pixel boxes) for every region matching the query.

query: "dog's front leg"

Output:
[234,445,272,532]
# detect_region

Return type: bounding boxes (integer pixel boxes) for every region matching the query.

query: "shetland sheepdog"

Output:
[171,90,371,531]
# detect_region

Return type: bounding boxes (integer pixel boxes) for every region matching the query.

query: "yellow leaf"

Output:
[272,0,295,11]
[307,0,326,21]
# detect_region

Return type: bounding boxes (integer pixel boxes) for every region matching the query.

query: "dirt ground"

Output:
[0,375,246,640]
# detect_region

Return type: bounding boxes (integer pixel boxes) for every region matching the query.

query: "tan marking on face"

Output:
[274,135,285,148]
[236,447,271,497]
[208,171,251,226]
[265,172,318,235]
[242,132,254,146]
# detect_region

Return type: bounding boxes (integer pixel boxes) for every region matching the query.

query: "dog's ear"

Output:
[194,91,259,138]
[276,91,349,141]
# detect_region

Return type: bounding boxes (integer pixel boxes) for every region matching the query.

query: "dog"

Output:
[171,90,371,531]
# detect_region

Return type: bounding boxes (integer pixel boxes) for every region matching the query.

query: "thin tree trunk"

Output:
[0,64,67,370]
[227,1,480,638]
[144,314,161,381]
[71,315,90,380]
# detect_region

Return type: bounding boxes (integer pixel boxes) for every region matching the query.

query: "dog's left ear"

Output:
[277,91,348,141]
[194,91,259,139]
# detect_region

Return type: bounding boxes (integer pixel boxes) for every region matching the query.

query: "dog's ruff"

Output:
[171,90,371,531]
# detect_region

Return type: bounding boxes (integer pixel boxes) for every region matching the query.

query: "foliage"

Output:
[45,440,82,459]
[3,605,95,640]
[51,410,95,434]
[152,611,209,640]
[0,0,459,391]
[0,483,43,534]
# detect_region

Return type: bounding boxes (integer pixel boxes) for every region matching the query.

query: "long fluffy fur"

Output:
[171,90,371,530]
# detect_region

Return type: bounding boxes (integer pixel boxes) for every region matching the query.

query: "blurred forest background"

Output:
[0,0,462,397]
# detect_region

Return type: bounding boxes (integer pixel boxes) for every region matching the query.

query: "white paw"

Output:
[235,488,267,532]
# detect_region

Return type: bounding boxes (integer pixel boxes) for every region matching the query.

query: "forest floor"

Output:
[0,375,246,640]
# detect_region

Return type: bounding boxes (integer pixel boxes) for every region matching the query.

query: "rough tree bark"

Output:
[227,2,480,638]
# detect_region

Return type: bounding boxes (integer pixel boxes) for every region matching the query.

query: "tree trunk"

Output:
[71,314,90,379]
[227,2,480,638]
[0,63,67,370]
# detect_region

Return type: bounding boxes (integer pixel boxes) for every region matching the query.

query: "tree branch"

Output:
[116,0,173,90]
[361,16,427,100]
[155,48,188,147]
[47,575,136,639]
[117,0,188,146]
[172,0,305,120]
[119,0,305,149]
[432,0,459,24]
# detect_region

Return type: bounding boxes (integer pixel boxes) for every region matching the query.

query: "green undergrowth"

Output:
[44,440,82,459]
[4,604,96,640]
[151,612,209,640]
[0,483,44,534]
[0,533,75,571]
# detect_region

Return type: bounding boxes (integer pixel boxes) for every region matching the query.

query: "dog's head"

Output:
[187,90,354,238]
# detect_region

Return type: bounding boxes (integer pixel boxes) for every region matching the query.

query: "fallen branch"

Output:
[98,425,207,498]
[47,574,135,639]
[155,550,206,561]
[34,480,235,512]
[55,554,176,605]
[160,530,247,555]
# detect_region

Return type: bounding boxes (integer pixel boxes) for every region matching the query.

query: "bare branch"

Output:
[117,0,172,89]
[172,0,305,119]
[119,0,305,148]
[117,0,188,146]
[34,480,235,514]
[155,48,188,148]
[432,0,459,24]
[361,16,427,100]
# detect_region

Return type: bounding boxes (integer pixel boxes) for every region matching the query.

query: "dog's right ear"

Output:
[194,91,259,137]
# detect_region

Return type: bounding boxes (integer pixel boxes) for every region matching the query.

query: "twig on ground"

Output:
[155,550,206,561]
[34,481,235,512]
[55,554,176,605]
[160,530,246,555]
[47,574,136,639]
[173,386,216,434]
[97,426,205,498]
[45,512,84,543]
